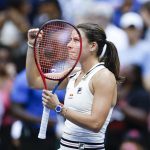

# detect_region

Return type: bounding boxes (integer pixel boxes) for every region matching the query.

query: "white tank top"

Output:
[62,63,114,143]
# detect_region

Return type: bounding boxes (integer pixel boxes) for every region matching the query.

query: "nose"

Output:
[67,40,72,49]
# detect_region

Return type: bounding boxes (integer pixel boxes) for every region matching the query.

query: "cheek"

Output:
[80,44,91,60]
[80,48,90,61]
[80,49,86,59]
[82,42,91,52]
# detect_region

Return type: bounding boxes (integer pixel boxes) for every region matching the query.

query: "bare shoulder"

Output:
[93,68,116,88]
[91,68,117,107]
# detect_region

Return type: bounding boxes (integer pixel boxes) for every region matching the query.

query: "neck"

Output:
[80,58,99,74]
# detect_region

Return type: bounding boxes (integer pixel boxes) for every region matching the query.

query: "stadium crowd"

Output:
[0,0,150,150]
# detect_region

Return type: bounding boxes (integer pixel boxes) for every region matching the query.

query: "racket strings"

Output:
[34,22,81,80]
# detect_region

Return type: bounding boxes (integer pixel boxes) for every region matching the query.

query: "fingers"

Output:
[28,28,39,39]
[42,90,51,104]
[42,93,49,100]
[42,91,51,109]
[42,97,49,108]
[42,90,58,109]
[43,89,51,95]
[27,28,43,45]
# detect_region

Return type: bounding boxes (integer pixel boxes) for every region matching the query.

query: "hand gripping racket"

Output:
[33,20,82,139]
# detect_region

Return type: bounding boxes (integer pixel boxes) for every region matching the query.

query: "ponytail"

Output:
[100,41,123,83]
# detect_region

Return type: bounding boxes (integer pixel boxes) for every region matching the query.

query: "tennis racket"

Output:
[33,20,82,139]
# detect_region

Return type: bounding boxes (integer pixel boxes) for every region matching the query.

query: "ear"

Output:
[90,42,98,52]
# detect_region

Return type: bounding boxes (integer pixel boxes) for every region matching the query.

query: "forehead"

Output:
[71,29,86,39]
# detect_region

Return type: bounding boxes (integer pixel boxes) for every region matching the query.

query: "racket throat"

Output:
[52,82,61,94]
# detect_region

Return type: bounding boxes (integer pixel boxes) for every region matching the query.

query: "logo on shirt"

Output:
[77,87,82,94]
[69,93,73,96]
[68,93,73,99]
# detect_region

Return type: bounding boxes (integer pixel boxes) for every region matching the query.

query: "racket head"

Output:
[33,20,82,83]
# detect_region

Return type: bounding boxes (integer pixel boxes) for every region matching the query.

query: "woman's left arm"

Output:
[42,69,116,132]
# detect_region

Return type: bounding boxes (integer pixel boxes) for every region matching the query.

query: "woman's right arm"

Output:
[26,29,68,90]
[26,28,44,89]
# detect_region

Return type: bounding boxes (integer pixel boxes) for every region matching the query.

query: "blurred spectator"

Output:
[119,12,150,91]
[0,0,31,72]
[140,1,150,42]
[119,64,150,148]
[32,0,62,27]
[113,0,141,27]
[119,130,145,150]
[57,0,82,23]
[120,140,144,150]
[73,1,129,52]
[119,65,149,124]
[106,64,150,150]
[0,44,16,150]
[0,44,16,78]
[0,0,31,48]
[57,0,124,23]
[10,69,65,150]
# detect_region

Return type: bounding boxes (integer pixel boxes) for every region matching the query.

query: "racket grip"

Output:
[38,106,50,139]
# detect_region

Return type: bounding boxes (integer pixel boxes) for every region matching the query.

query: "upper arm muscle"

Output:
[91,69,116,127]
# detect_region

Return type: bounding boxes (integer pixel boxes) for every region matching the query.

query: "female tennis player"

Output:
[26,23,122,150]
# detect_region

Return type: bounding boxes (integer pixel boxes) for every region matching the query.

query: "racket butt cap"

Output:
[38,133,46,139]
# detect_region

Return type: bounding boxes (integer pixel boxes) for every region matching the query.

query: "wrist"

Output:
[61,107,68,118]
[27,41,34,48]
[55,103,64,114]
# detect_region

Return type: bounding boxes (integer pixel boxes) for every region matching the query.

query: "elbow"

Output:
[26,77,43,89]
[26,74,33,87]
[26,71,36,88]
[27,78,34,88]
[92,126,101,133]
[26,74,38,89]
[90,122,102,133]
[26,78,38,89]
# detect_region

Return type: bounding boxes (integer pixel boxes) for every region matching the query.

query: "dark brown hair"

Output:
[77,23,123,82]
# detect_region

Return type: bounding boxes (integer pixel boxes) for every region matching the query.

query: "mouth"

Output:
[68,52,78,60]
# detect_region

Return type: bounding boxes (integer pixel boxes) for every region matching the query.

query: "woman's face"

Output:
[67,29,91,62]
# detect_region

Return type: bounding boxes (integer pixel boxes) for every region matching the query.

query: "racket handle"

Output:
[38,106,50,139]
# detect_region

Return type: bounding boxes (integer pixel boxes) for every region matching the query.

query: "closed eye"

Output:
[73,38,79,42]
